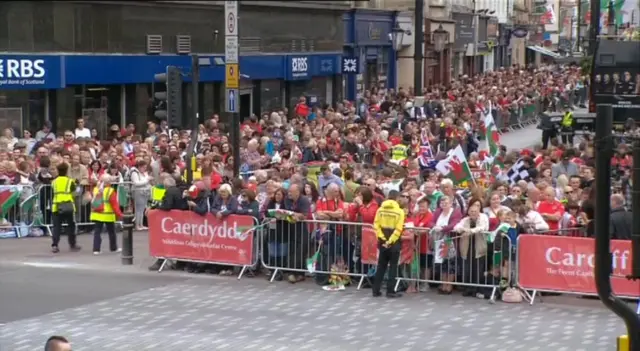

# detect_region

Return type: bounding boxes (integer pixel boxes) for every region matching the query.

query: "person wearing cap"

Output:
[371,190,406,298]
[90,174,124,254]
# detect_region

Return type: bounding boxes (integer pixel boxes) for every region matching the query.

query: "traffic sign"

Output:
[226,88,238,113]
[225,64,239,89]
[225,36,239,64]
[224,1,238,36]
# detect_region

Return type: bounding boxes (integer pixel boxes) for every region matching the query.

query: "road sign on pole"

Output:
[225,0,240,178]
[224,1,238,37]
[226,88,238,113]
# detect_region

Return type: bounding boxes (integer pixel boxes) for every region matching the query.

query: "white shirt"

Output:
[75,127,91,139]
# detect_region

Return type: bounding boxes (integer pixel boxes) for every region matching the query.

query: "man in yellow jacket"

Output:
[90,175,124,254]
[372,190,406,298]
[51,162,81,253]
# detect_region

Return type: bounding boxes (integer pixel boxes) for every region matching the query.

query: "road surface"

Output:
[477,107,589,152]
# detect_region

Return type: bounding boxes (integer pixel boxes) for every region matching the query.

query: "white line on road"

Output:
[22,262,81,269]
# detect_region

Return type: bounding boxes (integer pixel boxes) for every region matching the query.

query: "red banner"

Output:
[518,235,639,297]
[361,226,415,265]
[148,210,256,266]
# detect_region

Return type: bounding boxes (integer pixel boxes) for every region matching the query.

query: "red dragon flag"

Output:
[435,145,472,185]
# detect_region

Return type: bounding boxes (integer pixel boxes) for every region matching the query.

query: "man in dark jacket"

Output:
[157,176,187,211]
[610,194,632,240]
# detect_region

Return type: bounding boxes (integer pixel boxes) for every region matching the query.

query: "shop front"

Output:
[452,12,474,78]
[0,53,341,135]
[343,9,396,101]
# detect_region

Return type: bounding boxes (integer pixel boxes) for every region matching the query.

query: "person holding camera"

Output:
[51,162,81,253]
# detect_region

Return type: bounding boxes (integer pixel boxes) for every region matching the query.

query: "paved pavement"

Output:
[0,276,628,351]
[0,231,632,351]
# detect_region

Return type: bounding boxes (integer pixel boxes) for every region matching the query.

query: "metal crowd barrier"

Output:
[257,218,514,302]
[0,184,42,238]
[259,218,368,284]
[34,181,136,235]
[529,227,588,237]
[393,227,514,303]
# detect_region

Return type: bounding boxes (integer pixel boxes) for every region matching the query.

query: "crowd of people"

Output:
[0,64,632,299]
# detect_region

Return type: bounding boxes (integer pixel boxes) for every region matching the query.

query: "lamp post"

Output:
[390,23,408,89]
[390,24,407,52]
[432,24,450,84]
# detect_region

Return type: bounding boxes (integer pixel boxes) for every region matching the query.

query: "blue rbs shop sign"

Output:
[0,56,64,90]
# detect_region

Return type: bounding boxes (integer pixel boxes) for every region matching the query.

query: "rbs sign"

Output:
[290,57,309,79]
[0,58,49,88]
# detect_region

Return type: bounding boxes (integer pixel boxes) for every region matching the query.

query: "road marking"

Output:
[22,262,81,269]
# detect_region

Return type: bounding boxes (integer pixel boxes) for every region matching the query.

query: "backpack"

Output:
[91,188,108,213]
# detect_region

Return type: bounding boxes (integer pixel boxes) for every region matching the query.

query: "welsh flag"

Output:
[0,186,21,216]
[435,145,472,185]
[483,101,500,157]
[487,223,511,243]
[434,237,455,264]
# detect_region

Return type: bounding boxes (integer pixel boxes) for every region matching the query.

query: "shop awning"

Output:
[527,45,561,58]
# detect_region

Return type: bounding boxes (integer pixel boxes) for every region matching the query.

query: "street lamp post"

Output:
[390,24,406,52]
[390,23,409,89]
[432,24,450,85]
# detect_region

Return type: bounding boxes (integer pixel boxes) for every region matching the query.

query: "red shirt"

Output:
[389,135,402,146]
[347,201,379,224]
[536,200,565,231]
[316,197,344,213]
[409,211,433,254]
[295,103,309,117]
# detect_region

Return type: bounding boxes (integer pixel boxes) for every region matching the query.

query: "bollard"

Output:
[121,213,134,265]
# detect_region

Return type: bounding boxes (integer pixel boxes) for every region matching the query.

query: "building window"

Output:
[0,90,46,137]
[288,77,328,110]
[261,80,283,112]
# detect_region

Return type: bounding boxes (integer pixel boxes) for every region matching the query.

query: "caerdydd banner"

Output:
[148,210,257,266]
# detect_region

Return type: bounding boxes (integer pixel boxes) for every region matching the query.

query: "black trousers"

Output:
[561,130,574,145]
[541,129,557,150]
[372,243,401,294]
[52,212,77,248]
[92,221,117,252]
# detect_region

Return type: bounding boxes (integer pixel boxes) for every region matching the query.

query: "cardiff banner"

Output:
[148,210,256,266]
[518,235,639,298]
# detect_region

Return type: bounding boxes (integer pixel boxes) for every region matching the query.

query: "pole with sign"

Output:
[225,0,240,178]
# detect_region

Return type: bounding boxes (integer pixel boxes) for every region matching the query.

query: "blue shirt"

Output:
[318,174,344,196]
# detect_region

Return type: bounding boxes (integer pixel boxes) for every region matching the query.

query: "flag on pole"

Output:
[435,145,473,185]
[483,101,501,158]
[306,246,321,274]
[0,187,20,216]
[506,158,532,185]
[487,223,511,243]
[419,129,436,169]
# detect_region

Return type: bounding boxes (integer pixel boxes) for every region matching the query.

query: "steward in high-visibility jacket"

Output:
[50,162,80,253]
[390,134,412,167]
[150,185,166,208]
[371,190,406,297]
[90,175,124,254]
[560,108,575,145]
